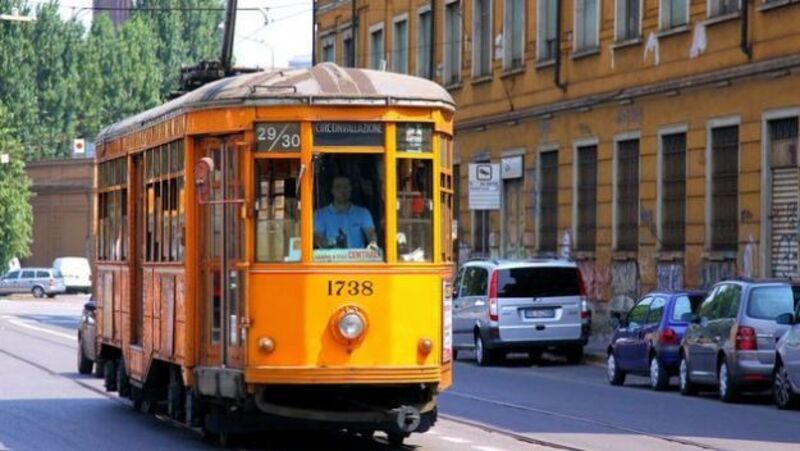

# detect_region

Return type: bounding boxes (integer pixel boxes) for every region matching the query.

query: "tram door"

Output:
[197,136,245,368]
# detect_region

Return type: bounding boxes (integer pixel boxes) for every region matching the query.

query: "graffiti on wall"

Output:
[577,260,611,301]
[699,259,736,289]
[611,260,639,312]
[656,262,683,291]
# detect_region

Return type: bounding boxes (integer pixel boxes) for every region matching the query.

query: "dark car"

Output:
[606,291,705,390]
[680,280,798,402]
[77,298,100,375]
[774,300,800,409]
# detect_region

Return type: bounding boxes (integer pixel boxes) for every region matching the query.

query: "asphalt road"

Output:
[0,295,540,451]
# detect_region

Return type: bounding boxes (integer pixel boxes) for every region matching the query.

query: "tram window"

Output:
[397,159,433,262]
[255,159,301,262]
[312,154,385,263]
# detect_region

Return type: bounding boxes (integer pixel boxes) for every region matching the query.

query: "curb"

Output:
[584,351,606,367]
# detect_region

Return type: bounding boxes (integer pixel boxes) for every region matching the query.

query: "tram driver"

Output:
[313,176,379,251]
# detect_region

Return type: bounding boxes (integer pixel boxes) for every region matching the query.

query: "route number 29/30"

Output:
[327,280,374,296]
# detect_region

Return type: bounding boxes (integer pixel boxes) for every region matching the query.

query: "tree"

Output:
[0,103,34,274]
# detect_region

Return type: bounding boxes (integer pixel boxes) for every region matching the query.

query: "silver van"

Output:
[452,259,590,366]
[0,267,67,298]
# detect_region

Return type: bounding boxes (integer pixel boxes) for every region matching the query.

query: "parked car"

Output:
[606,290,706,390]
[679,279,798,402]
[52,256,91,294]
[452,259,590,366]
[77,297,101,376]
[773,300,800,409]
[0,267,66,298]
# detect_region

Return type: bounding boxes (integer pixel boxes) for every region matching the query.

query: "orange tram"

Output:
[91,63,456,445]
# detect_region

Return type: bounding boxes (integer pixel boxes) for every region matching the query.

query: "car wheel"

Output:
[474,333,495,367]
[649,355,669,391]
[32,286,44,298]
[679,354,697,396]
[565,346,584,364]
[607,352,626,386]
[77,337,93,375]
[774,361,798,410]
[718,360,738,403]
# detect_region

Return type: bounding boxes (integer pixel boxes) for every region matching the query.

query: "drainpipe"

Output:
[740,0,752,60]
[430,0,436,80]
[554,0,567,91]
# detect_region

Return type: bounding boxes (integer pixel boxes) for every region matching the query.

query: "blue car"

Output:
[606,291,706,390]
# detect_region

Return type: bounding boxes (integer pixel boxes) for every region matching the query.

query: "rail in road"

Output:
[0,296,543,451]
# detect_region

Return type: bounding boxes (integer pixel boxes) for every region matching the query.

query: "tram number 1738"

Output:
[327,280,374,297]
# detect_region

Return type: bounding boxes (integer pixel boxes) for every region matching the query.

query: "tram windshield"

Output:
[313,154,385,262]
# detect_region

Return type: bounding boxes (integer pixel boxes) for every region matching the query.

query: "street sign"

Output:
[501,155,523,179]
[73,138,85,155]
[468,163,500,210]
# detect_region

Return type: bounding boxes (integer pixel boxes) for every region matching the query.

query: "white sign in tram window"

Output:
[468,163,501,210]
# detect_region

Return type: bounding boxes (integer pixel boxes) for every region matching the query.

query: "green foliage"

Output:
[0,0,224,159]
[0,104,33,274]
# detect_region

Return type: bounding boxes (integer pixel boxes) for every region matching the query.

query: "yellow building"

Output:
[315,0,800,317]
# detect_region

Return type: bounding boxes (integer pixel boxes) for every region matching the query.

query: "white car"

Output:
[52,257,92,294]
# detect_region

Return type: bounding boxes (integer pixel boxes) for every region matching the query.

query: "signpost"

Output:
[468,163,500,210]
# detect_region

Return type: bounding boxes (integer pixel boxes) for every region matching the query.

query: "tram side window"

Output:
[397,159,433,262]
[97,158,128,262]
[255,159,301,262]
[144,142,185,263]
[313,154,385,263]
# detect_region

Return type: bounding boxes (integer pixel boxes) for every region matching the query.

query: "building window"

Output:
[661,133,686,252]
[503,0,524,70]
[709,0,740,17]
[539,151,558,252]
[342,30,354,67]
[369,25,385,70]
[444,1,462,85]
[417,7,433,78]
[574,0,599,52]
[537,0,558,63]
[615,0,640,42]
[392,16,408,74]
[321,34,335,63]
[616,139,639,252]
[710,125,739,251]
[577,145,597,252]
[473,0,492,77]
[660,0,688,30]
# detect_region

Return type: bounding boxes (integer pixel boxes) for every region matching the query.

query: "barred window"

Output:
[711,126,739,251]
[539,151,558,252]
[616,140,639,252]
[661,133,686,251]
[577,145,597,252]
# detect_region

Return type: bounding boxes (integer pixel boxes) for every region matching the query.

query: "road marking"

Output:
[473,446,507,451]
[2,316,76,341]
[441,436,472,444]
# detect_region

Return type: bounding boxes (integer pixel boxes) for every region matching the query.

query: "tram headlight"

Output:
[330,306,368,344]
[338,312,365,340]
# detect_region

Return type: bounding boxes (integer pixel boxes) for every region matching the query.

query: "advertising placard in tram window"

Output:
[396,123,432,152]
[313,122,384,147]
[468,163,501,210]
[255,122,301,152]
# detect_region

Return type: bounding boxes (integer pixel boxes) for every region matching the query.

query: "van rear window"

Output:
[497,267,580,298]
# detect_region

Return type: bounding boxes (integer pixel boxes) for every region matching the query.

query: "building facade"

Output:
[315,0,800,318]
[23,159,93,267]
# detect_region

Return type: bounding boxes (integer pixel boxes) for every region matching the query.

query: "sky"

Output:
[25,0,312,68]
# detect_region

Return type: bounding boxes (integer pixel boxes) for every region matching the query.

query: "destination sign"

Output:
[313,122,384,147]
[255,122,301,152]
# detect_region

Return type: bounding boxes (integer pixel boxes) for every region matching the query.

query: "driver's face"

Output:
[331,178,351,203]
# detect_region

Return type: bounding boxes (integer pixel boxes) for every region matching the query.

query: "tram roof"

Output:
[96,63,456,142]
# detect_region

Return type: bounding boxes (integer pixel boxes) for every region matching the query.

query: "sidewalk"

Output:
[584,333,610,366]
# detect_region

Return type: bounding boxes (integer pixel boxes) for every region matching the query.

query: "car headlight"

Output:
[330,306,368,344]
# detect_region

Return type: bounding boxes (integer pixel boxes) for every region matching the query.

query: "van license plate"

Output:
[524,308,555,319]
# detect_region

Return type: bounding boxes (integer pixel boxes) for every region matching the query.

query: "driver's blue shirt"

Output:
[314,203,375,248]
